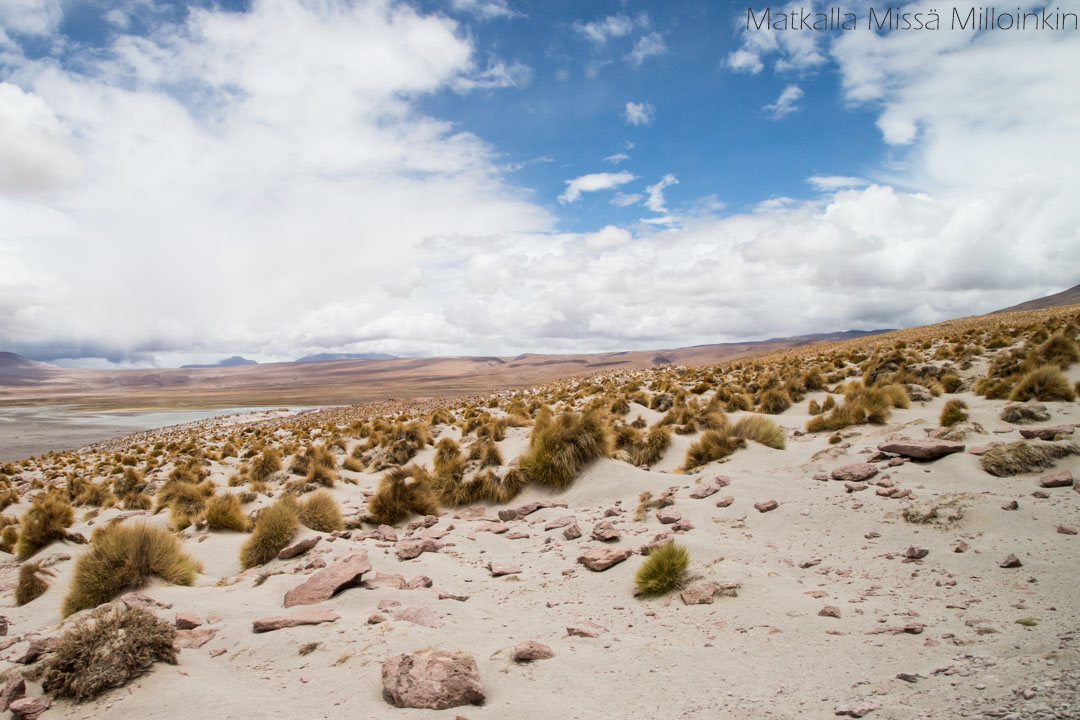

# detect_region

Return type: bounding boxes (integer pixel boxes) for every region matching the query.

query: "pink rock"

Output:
[954,541,970,553]
[830,464,878,483]
[174,613,202,630]
[0,674,25,712]
[968,443,1002,456]
[382,651,485,710]
[368,614,387,624]
[1057,525,1077,535]
[278,536,321,560]
[210,648,227,658]
[512,641,554,662]
[655,507,681,524]
[1039,469,1073,488]
[396,538,443,561]
[590,521,620,541]
[9,696,49,720]
[577,546,633,571]
[904,546,929,560]
[488,563,522,577]
[1019,426,1074,440]
[1002,500,1019,511]
[375,525,399,542]
[544,515,576,530]
[877,437,965,460]
[252,608,340,633]
[367,572,407,590]
[562,521,582,540]
[15,637,56,664]
[393,607,443,628]
[566,624,607,638]
[207,612,223,624]
[284,551,371,607]
[476,522,510,534]
[754,500,779,513]
[680,581,733,605]
[671,518,694,532]
[844,482,868,493]
[689,483,720,499]
[174,628,217,649]
[1000,554,1022,568]
[408,575,433,589]
[819,606,841,618]
[715,496,734,508]
[119,591,172,611]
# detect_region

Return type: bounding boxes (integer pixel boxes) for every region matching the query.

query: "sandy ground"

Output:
[0,368,1077,720]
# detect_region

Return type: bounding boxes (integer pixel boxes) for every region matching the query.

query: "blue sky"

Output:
[0,0,1077,367]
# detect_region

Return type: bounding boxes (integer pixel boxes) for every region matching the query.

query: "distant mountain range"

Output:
[180,356,258,369]
[294,352,397,363]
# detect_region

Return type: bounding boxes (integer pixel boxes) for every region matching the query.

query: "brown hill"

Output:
[992,283,1080,313]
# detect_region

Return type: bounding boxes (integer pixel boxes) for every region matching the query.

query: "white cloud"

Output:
[764,84,804,119]
[623,101,655,126]
[0,82,81,193]
[625,32,666,66]
[558,171,636,204]
[452,59,531,92]
[604,152,630,165]
[644,173,678,213]
[611,192,641,207]
[806,175,868,191]
[727,49,763,74]
[0,0,62,36]
[450,0,519,20]
[574,14,634,44]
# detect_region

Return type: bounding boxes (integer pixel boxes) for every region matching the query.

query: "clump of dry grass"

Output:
[634,488,675,521]
[298,491,344,533]
[42,605,178,701]
[15,560,54,606]
[757,387,791,415]
[981,440,1079,477]
[628,425,671,467]
[205,493,247,532]
[367,465,439,526]
[1008,365,1076,402]
[519,410,610,489]
[239,499,299,569]
[684,430,745,471]
[1038,331,1080,368]
[62,522,201,616]
[634,542,690,596]
[939,399,969,427]
[731,415,785,449]
[16,493,74,560]
[250,449,282,483]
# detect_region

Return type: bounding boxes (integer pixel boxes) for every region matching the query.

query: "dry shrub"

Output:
[239,499,299,569]
[939,399,969,427]
[368,465,439,526]
[628,425,671,467]
[16,494,74,560]
[634,488,675,522]
[1038,331,1080,368]
[1008,365,1076,402]
[980,440,1079,477]
[684,430,745,471]
[250,449,282,483]
[757,387,791,415]
[634,542,690,597]
[62,522,201,616]
[298,491,344,533]
[42,605,177,701]
[519,410,610,489]
[205,493,247,532]
[732,415,785,449]
[15,560,53,606]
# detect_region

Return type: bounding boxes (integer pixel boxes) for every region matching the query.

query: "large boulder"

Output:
[382,651,485,710]
[283,551,371,608]
[877,437,964,460]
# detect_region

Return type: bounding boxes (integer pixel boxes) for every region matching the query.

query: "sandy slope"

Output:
[0,375,1078,719]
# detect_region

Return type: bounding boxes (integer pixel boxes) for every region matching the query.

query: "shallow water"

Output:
[0,405,320,462]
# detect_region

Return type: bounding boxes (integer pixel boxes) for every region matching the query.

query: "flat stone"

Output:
[562,522,582,540]
[488,563,522,577]
[393,607,443,628]
[278,536,321,560]
[367,572,407,590]
[252,608,340,633]
[566,624,607,638]
[382,651,485,710]
[689,483,720,499]
[284,551,371,607]
[1057,525,1077,535]
[0,674,25,712]
[905,546,929,560]
[655,507,681,524]
[577,546,633,571]
[680,581,739,605]
[819,606,841,618]
[544,515,576,530]
[174,628,217,649]
[9,696,49,720]
[715,496,734,508]
[835,703,879,718]
[395,537,443,561]
[1019,425,1074,440]
[844,482,868,493]
[590,521,620,541]
[754,500,778,513]
[174,613,202,630]
[1039,469,1073,488]
[877,438,965,461]
[1000,554,1022,568]
[831,464,879,483]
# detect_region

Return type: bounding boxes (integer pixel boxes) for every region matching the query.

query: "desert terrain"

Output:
[0,305,1076,720]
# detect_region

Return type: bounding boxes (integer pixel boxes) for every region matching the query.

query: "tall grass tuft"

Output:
[634,542,690,596]
[239,499,299,569]
[519,410,610,489]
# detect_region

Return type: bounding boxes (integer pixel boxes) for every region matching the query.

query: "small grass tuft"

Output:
[298,491,344,533]
[205,493,248,532]
[939,399,969,427]
[15,560,54,606]
[16,494,74,560]
[239,499,299,569]
[368,465,439,526]
[634,542,690,597]
[1008,365,1076,402]
[519,410,610,489]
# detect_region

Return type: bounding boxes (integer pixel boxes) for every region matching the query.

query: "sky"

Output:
[0,0,1078,368]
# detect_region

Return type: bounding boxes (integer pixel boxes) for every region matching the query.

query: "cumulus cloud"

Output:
[0,82,81,193]
[558,171,636,204]
[623,101,655,126]
[625,32,666,66]
[575,14,634,44]
[764,84,804,119]
[644,174,678,213]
